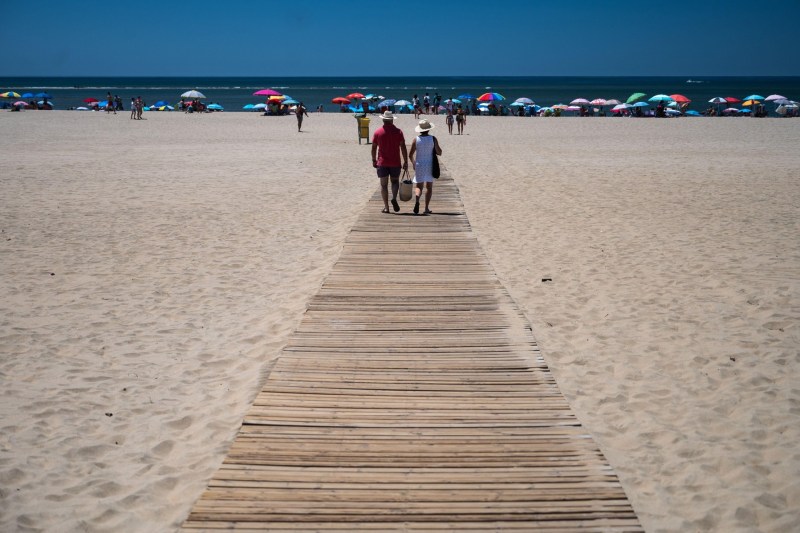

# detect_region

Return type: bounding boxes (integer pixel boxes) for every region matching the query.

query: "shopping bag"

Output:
[399,169,413,202]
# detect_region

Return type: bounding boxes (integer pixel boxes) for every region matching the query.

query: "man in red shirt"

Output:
[371,111,409,213]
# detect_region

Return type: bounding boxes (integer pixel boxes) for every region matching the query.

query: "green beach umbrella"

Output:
[626,92,647,104]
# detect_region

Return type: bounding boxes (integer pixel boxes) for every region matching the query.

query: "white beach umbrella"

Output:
[570,98,590,105]
[181,90,206,99]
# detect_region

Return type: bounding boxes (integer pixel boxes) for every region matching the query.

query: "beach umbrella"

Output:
[268,95,287,102]
[722,108,739,114]
[83,97,99,103]
[665,109,681,116]
[281,99,299,105]
[612,103,631,111]
[632,102,649,107]
[509,102,525,107]
[515,97,535,105]
[605,99,622,106]
[670,94,691,103]
[742,100,759,107]
[76,106,89,111]
[477,92,504,101]
[207,103,223,110]
[377,99,396,107]
[253,89,282,96]
[738,108,751,113]
[552,104,568,110]
[35,92,51,99]
[181,90,205,98]
[724,97,741,103]
[570,98,590,105]
[394,99,411,106]
[21,92,34,98]
[153,100,169,107]
[347,92,365,99]
[331,97,350,104]
[13,100,27,107]
[253,103,267,109]
[709,97,727,104]
[1,91,21,98]
[765,94,786,102]
[743,94,764,101]
[566,105,581,112]
[444,98,462,104]
[458,93,475,100]
[685,110,702,116]
[589,98,607,106]
[626,92,647,104]
[648,94,673,102]
[243,104,255,110]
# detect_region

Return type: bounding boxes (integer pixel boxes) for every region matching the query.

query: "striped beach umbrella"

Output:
[477,92,504,102]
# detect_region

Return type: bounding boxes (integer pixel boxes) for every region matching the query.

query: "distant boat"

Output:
[686,79,704,84]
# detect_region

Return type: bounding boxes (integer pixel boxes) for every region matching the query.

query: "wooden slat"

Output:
[182,168,641,531]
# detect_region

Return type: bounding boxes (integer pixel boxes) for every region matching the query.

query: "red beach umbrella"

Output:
[253,89,282,96]
[332,97,351,104]
[670,94,691,103]
[724,97,741,103]
[347,92,365,99]
[83,97,99,103]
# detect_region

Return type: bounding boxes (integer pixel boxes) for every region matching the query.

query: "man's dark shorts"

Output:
[376,166,401,179]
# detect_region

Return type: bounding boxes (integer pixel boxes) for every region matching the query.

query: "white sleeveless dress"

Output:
[413,135,435,183]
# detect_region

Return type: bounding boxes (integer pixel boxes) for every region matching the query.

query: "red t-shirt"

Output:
[372,124,405,167]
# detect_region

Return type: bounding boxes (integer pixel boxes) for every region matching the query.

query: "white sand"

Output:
[1,111,798,532]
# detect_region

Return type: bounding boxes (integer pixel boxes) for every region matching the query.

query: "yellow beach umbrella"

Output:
[742,99,758,107]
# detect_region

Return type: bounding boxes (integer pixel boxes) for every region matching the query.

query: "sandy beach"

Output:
[1,110,798,532]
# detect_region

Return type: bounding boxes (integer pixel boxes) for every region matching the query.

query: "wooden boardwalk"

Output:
[182,171,641,531]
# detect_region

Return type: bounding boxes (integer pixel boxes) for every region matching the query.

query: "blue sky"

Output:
[1,0,798,77]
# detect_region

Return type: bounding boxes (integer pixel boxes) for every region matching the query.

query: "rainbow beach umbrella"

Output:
[477,92,505,102]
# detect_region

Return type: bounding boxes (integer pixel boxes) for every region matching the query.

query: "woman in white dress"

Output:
[408,119,443,215]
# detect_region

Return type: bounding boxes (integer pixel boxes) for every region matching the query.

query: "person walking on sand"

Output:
[296,101,309,131]
[456,106,466,135]
[409,119,442,215]
[445,109,454,134]
[371,111,408,214]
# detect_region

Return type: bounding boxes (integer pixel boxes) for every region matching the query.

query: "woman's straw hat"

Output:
[415,119,435,133]
[380,110,396,121]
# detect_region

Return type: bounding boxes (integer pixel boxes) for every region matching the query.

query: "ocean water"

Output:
[3,76,799,113]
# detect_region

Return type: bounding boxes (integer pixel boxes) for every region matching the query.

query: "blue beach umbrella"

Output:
[632,101,650,107]
[35,92,51,99]
[243,104,255,110]
[685,110,702,116]
[281,99,299,105]
[743,94,764,101]
[648,94,673,102]
[207,103,223,110]
[21,92,34,98]
[378,99,396,107]
[253,103,267,109]
[153,100,169,107]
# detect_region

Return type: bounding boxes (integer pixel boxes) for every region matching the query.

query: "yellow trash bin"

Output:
[357,116,370,144]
